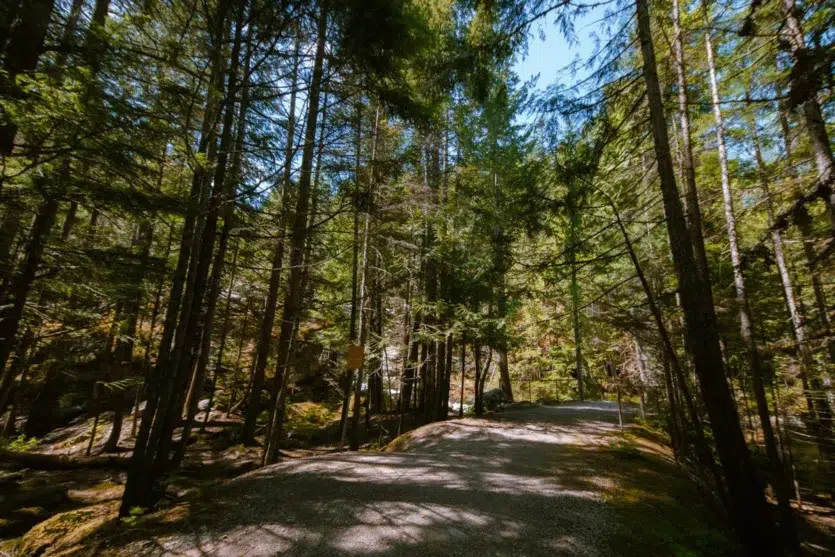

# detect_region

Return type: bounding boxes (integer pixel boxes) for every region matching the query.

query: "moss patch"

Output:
[19,502,118,557]
[599,442,733,556]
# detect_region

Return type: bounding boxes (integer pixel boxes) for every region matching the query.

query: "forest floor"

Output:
[5,401,835,556]
[74,402,736,556]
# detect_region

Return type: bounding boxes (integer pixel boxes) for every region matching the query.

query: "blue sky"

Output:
[512,7,602,92]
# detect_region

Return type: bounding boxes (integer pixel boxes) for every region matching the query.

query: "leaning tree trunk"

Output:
[152,0,245,478]
[241,32,302,446]
[598,183,728,507]
[781,0,834,217]
[119,0,231,517]
[261,1,328,465]
[671,0,710,284]
[175,28,252,467]
[750,104,819,421]
[704,17,797,547]
[634,0,781,553]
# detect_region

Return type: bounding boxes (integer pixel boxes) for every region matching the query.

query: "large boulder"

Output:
[482,388,509,411]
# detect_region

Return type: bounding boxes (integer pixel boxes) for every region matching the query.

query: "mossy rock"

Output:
[20,502,118,557]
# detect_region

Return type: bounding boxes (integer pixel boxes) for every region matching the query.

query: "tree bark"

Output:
[704,19,797,547]
[671,0,710,284]
[104,221,153,452]
[241,32,302,446]
[120,0,230,516]
[634,0,781,552]
[0,0,55,162]
[261,1,328,464]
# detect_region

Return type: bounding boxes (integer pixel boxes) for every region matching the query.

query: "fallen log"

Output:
[0,449,132,470]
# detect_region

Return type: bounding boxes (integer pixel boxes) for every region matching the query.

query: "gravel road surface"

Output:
[113,402,728,557]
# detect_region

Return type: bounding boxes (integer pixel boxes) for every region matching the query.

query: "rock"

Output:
[198,399,211,411]
[482,388,509,411]
[20,502,118,557]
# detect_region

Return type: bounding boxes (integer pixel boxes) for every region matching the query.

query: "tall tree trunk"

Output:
[398,279,413,415]
[241,32,302,446]
[671,0,711,284]
[750,103,819,423]
[153,0,245,475]
[0,195,59,413]
[175,26,252,467]
[120,0,230,516]
[104,221,154,452]
[0,0,55,163]
[567,176,583,401]
[781,0,834,207]
[348,218,371,449]
[492,171,514,403]
[339,103,364,449]
[261,1,328,464]
[634,0,781,553]
[704,19,797,547]
[369,282,384,415]
[777,99,835,434]
[598,183,727,506]
[459,338,466,418]
[202,238,240,431]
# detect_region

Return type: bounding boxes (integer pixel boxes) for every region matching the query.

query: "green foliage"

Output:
[119,506,147,527]
[1,435,40,452]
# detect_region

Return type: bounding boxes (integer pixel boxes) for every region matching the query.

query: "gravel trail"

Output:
[113,402,728,557]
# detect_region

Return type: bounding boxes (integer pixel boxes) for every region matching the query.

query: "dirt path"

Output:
[107,402,731,556]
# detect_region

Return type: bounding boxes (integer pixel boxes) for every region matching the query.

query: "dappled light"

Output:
[101,404,729,556]
[2,0,835,554]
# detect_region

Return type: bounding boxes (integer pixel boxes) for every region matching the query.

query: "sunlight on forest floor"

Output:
[0,402,745,557]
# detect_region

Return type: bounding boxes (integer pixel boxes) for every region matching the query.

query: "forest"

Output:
[0,0,834,555]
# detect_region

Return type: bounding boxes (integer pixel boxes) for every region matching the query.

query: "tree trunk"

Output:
[241,32,302,446]
[781,0,834,211]
[0,195,59,412]
[567,175,584,402]
[105,221,154,453]
[175,25,252,467]
[153,0,245,476]
[120,0,230,517]
[493,171,514,403]
[704,19,797,547]
[671,0,710,284]
[261,1,328,464]
[202,238,240,432]
[0,0,55,162]
[776,100,835,442]
[459,338,465,418]
[634,0,781,552]
[599,181,727,506]
[349,177,373,450]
